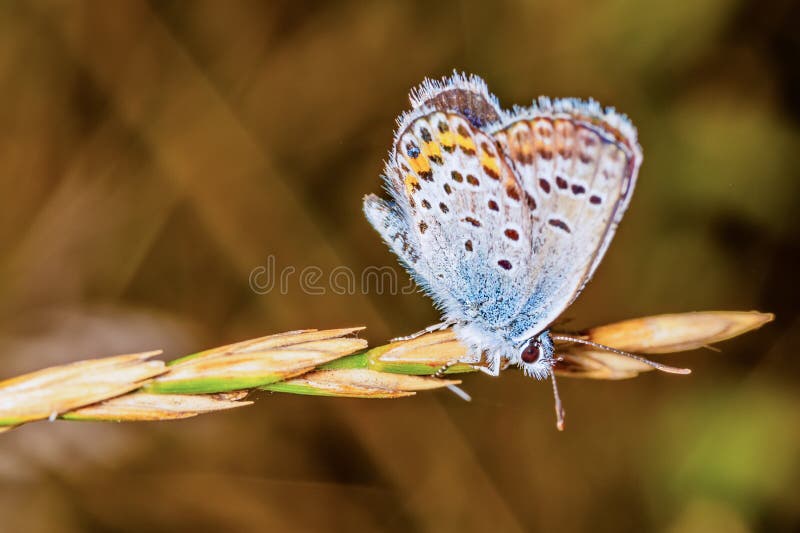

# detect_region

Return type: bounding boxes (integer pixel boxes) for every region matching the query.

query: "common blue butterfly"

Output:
[364,73,652,425]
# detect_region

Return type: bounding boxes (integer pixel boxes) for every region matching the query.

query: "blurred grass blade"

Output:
[144,328,368,394]
[63,391,252,421]
[0,351,166,426]
[263,368,461,398]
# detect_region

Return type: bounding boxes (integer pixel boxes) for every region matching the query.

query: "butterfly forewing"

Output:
[492,114,640,341]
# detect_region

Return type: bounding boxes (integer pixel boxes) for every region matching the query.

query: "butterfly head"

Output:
[517,331,555,379]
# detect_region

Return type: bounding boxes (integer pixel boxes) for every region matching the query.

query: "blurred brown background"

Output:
[0,1,798,531]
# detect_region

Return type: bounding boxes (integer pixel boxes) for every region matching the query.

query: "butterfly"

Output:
[364,73,670,427]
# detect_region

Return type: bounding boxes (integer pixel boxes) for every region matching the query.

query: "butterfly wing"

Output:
[364,74,503,273]
[365,105,541,330]
[490,101,641,342]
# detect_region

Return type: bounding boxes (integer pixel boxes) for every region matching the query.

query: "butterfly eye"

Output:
[521,341,541,364]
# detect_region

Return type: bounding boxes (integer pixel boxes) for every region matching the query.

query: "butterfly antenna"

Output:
[550,371,566,431]
[550,335,692,375]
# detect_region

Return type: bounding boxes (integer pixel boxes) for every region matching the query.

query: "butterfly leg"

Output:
[433,360,473,402]
[473,353,503,377]
[391,321,455,342]
[433,359,459,378]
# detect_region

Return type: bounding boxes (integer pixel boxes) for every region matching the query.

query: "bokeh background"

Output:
[1,1,798,531]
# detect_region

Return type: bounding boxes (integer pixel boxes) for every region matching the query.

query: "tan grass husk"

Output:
[0,311,773,431]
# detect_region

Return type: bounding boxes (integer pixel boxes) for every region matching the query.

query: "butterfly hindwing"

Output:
[373,109,541,330]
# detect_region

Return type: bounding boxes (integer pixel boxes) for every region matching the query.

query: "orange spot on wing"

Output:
[404,174,420,196]
[405,154,431,174]
[422,141,442,160]
[456,131,477,154]
[436,130,455,150]
[480,153,501,176]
